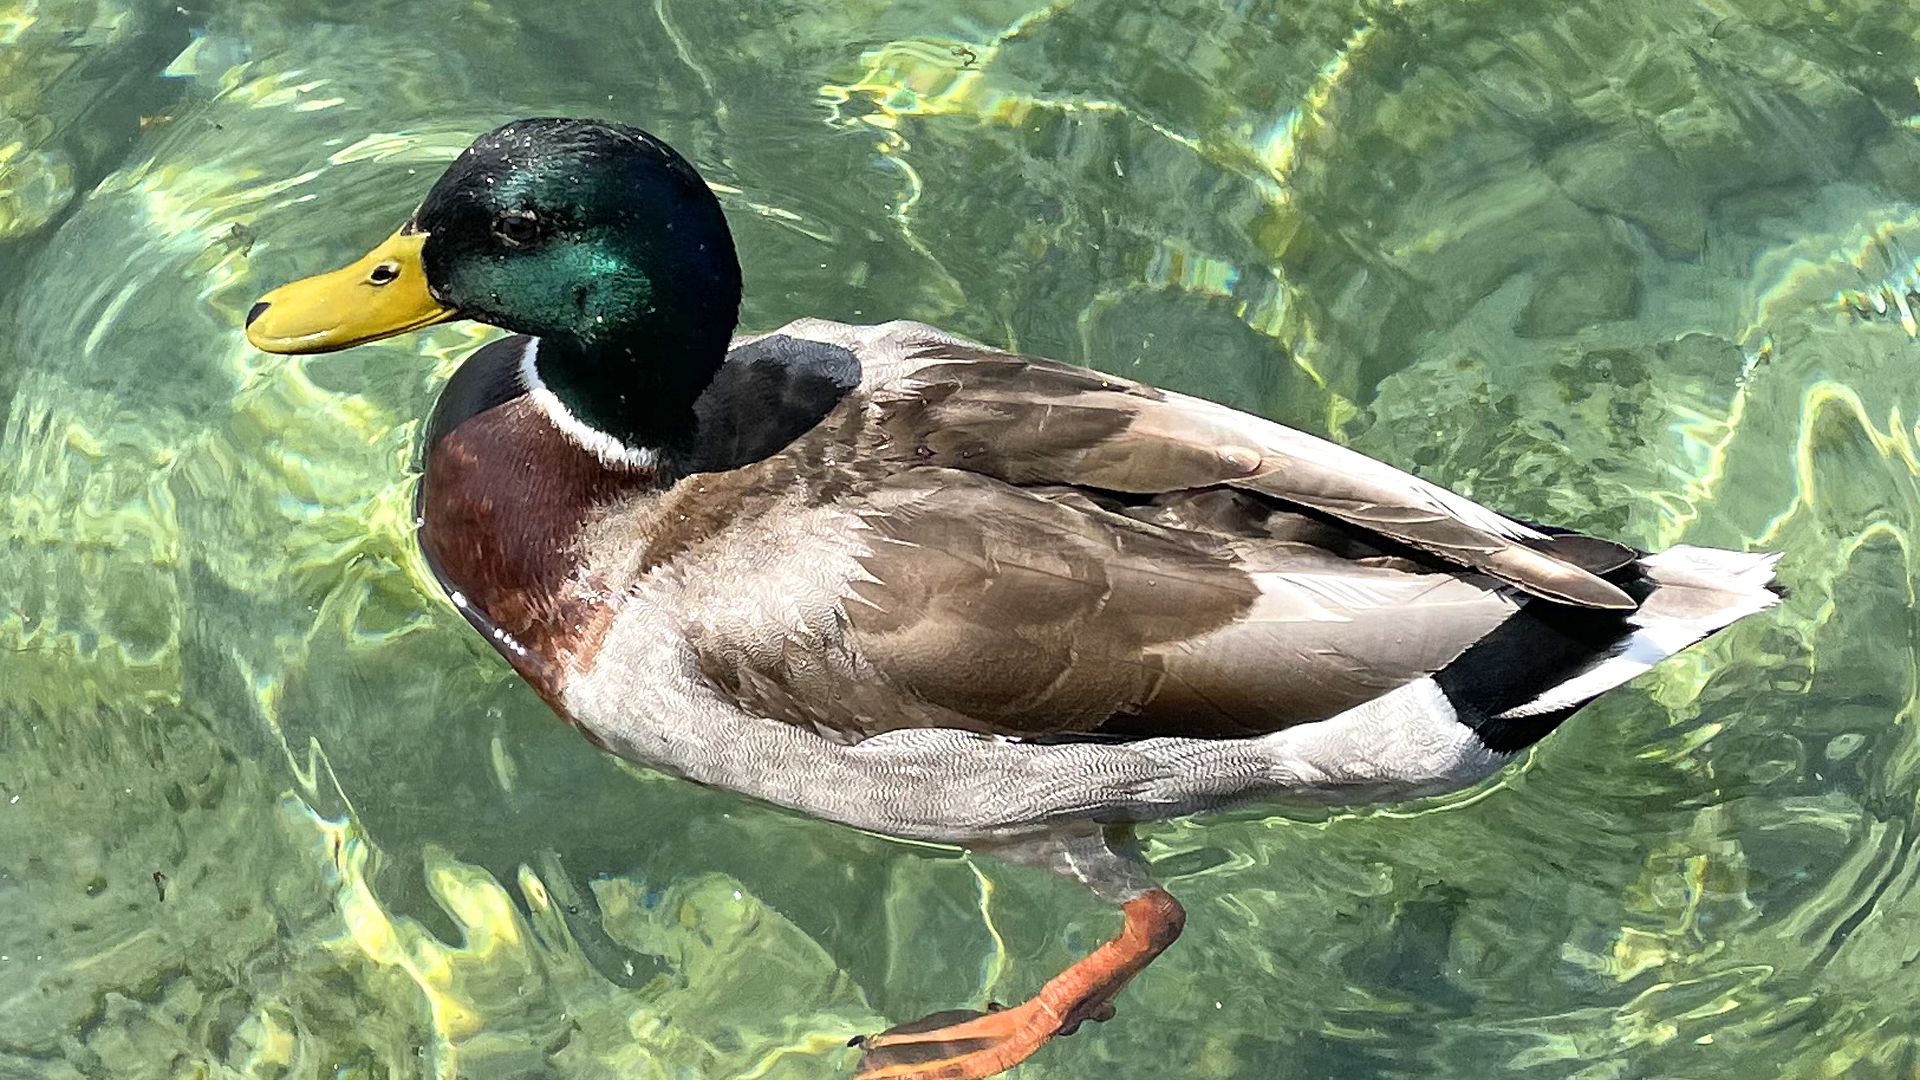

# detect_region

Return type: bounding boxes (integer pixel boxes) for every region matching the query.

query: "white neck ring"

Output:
[517,338,662,471]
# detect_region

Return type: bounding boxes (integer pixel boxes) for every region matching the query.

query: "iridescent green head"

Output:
[413,119,739,347]
[248,118,740,352]
[246,118,744,451]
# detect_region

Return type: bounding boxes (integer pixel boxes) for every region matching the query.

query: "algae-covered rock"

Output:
[1273,0,1920,393]
[0,0,188,250]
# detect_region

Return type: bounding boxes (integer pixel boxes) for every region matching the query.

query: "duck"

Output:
[245,118,1781,1080]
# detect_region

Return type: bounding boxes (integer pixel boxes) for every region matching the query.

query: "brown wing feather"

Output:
[869,348,1633,610]
[841,468,1260,736]
[832,468,1521,740]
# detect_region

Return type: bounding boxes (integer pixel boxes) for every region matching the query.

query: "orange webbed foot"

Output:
[850,889,1184,1080]
[852,998,1111,1080]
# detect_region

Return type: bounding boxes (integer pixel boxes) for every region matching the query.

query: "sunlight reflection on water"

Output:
[3,1,1919,1077]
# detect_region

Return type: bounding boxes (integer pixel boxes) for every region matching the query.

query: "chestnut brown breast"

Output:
[419,387,652,706]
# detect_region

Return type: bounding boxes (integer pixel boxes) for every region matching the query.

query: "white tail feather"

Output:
[1495,546,1781,719]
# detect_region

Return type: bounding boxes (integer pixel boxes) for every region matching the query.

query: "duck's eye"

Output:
[492,211,543,248]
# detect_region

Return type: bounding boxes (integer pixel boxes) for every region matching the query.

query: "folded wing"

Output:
[867,345,1633,610]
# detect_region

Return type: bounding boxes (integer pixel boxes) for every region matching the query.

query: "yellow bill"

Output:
[245,228,458,354]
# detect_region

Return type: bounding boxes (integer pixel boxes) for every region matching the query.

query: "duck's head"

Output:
[247,118,741,354]
[247,118,742,450]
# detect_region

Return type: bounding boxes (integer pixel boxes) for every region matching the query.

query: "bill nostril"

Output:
[246,301,270,327]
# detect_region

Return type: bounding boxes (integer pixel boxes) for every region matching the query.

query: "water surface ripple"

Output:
[2,0,1918,1077]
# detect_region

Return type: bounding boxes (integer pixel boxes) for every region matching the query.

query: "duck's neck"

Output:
[519,321,730,471]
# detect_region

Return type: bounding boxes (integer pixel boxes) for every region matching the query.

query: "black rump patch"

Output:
[1435,567,1654,753]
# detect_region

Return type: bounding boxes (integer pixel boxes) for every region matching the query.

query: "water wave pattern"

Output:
[3,0,1919,1077]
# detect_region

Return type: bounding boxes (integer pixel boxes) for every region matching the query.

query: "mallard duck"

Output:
[246,118,1780,1080]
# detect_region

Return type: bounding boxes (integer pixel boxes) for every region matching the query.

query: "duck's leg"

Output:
[852,825,1185,1080]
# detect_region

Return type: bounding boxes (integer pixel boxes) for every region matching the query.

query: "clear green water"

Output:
[3,1,1918,1077]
